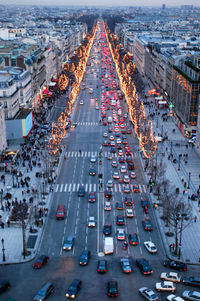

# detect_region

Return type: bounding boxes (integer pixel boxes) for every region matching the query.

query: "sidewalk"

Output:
[140,90,200,264]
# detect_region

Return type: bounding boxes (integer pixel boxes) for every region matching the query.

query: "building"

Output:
[0,103,7,153]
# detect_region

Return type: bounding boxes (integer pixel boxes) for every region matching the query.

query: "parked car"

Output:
[33,282,54,301]
[0,280,10,293]
[139,287,159,301]
[163,260,187,271]
[167,295,185,301]
[161,272,181,283]
[182,277,200,288]
[182,291,200,301]
[156,281,176,292]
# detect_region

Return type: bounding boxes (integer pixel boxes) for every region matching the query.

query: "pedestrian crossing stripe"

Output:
[54,183,146,193]
[64,151,137,159]
[77,122,99,126]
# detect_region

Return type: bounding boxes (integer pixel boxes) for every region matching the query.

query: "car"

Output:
[103,224,112,235]
[63,236,75,251]
[161,272,181,283]
[123,175,130,183]
[104,202,112,211]
[120,165,127,173]
[110,146,116,153]
[103,132,108,138]
[136,258,153,275]
[188,137,196,145]
[126,157,133,164]
[116,201,124,210]
[129,233,139,245]
[113,172,120,179]
[103,140,110,147]
[144,241,157,254]
[123,140,128,145]
[108,127,113,133]
[118,150,124,156]
[141,198,149,207]
[126,209,134,218]
[107,153,113,160]
[167,294,185,301]
[182,291,200,301]
[133,184,140,192]
[116,138,122,144]
[139,287,159,301]
[80,250,90,265]
[90,156,97,163]
[143,205,149,214]
[105,189,112,199]
[130,172,136,179]
[117,144,122,150]
[163,260,187,271]
[97,260,107,273]
[182,277,200,288]
[125,197,133,206]
[117,228,126,240]
[103,120,107,126]
[88,216,95,227]
[33,255,49,269]
[115,132,120,137]
[112,161,118,168]
[127,129,132,134]
[109,135,114,141]
[156,281,176,292]
[96,105,99,110]
[116,215,125,225]
[119,157,125,163]
[128,162,135,170]
[66,279,82,299]
[0,280,10,293]
[78,185,85,197]
[124,184,131,193]
[89,168,96,176]
[80,100,84,105]
[143,219,153,231]
[33,282,54,301]
[107,280,118,298]
[120,258,132,273]
[106,180,113,188]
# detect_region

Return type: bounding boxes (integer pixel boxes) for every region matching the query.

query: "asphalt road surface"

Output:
[0,23,199,301]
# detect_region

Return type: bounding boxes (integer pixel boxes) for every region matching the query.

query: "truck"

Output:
[104,237,114,255]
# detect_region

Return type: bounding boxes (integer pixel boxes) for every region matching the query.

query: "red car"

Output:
[125,197,133,206]
[33,255,49,269]
[127,129,131,134]
[103,121,107,126]
[89,192,96,202]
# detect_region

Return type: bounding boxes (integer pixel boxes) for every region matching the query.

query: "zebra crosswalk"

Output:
[54,183,146,193]
[64,151,137,158]
[77,122,99,126]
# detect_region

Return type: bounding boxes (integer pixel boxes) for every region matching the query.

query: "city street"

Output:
[0,20,200,301]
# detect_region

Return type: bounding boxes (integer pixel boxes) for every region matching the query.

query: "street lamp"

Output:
[0,189,3,208]
[178,154,182,171]
[1,238,6,261]
[187,172,191,189]
[178,212,187,259]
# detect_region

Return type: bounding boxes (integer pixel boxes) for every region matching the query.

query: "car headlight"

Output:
[63,246,66,250]
[71,295,75,298]
[66,293,69,297]
[68,246,72,250]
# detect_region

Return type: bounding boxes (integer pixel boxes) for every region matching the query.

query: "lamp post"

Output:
[178,154,182,171]
[0,189,3,208]
[178,213,187,259]
[1,238,6,261]
[187,172,191,189]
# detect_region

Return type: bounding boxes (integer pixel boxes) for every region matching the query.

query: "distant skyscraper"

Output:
[162,4,166,9]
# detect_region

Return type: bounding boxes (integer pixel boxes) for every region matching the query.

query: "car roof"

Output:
[163,281,173,285]
[169,272,179,276]
[145,241,155,247]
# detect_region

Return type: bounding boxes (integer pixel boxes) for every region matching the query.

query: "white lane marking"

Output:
[68,184,71,192]
[94,183,96,192]
[85,184,88,192]
[64,184,68,192]
[73,184,76,192]
[60,184,63,192]
[55,184,59,192]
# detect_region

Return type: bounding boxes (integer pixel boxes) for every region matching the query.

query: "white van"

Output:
[111,99,116,106]
[89,88,93,94]
[104,237,114,254]
[108,116,113,123]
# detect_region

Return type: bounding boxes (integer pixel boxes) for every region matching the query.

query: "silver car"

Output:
[182,291,200,301]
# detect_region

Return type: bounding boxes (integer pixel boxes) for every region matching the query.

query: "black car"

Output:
[182,277,200,288]
[163,259,187,271]
[0,280,10,293]
[136,258,153,275]
[65,279,82,299]
[107,280,118,298]
[142,219,152,231]
[129,233,139,245]
[141,198,149,208]
[80,250,90,266]
[97,260,107,273]
[128,163,135,170]
[78,185,85,197]
[116,215,125,225]
[105,189,112,199]
[103,224,112,235]
[89,168,96,176]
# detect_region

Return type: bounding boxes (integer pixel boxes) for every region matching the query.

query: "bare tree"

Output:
[164,195,193,256]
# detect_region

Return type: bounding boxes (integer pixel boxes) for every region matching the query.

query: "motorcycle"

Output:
[123,242,128,250]
[99,160,102,165]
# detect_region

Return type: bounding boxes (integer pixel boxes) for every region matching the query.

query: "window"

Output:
[4,101,8,108]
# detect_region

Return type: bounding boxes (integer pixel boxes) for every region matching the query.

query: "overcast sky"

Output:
[2,0,200,6]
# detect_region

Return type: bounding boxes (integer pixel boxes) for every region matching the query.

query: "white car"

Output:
[126,209,134,218]
[116,138,122,144]
[130,172,136,179]
[88,216,95,227]
[160,272,181,283]
[109,135,114,141]
[144,241,158,254]
[106,180,113,188]
[104,202,112,211]
[80,100,84,105]
[96,105,99,110]
[90,157,97,163]
[156,281,176,292]
[139,287,159,301]
[120,165,127,173]
[117,228,126,240]
[113,172,120,179]
[167,294,185,301]
[123,175,130,183]
[103,132,108,138]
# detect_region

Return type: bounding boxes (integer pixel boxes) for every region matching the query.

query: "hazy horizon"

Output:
[1,0,200,7]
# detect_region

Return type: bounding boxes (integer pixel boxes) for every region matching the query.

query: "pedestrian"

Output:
[1,222,4,229]
[194,216,197,223]
[7,220,10,227]
[183,190,185,195]
[169,244,172,252]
